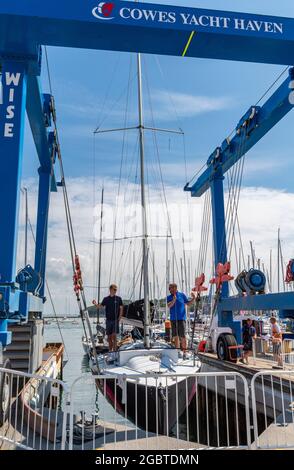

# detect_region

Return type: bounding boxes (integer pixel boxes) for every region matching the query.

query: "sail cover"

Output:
[122,299,154,327]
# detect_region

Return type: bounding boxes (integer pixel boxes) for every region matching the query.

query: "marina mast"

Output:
[137,53,150,348]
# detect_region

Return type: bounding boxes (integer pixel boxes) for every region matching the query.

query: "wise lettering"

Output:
[3,72,22,138]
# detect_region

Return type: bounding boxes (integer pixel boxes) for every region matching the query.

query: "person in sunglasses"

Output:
[99,284,123,352]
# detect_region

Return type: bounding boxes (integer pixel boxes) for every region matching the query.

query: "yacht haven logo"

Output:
[92,2,115,20]
[91,3,284,35]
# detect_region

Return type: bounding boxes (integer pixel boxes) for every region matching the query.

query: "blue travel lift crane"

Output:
[0,53,59,424]
[184,69,294,360]
[1,0,294,422]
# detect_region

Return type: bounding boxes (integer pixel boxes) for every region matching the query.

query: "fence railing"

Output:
[2,366,294,450]
[251,370,294,449]
[68,371,251,450]
[0,367,69,450]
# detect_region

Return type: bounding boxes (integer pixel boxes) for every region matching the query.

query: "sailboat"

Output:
[90,54,200,435]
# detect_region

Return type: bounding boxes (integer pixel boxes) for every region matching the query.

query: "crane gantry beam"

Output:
[1,1,294,65]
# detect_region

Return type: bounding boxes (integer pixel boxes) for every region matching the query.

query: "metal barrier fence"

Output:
[3,367,294,450]
[251,370,294,449]
[68,371,251,450]
[0,367,69,450]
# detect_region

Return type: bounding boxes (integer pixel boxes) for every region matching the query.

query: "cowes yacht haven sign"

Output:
[92,2,284,35]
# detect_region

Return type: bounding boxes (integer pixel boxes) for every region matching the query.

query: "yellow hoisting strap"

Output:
[182,31,196,57]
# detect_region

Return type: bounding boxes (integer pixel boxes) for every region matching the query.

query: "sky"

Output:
[17,0,294,315]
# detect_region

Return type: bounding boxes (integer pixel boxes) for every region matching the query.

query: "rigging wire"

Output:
[255,66,290,106]
[143,55,182,285]
[108,55,133,285]
[188,66,291,340]
[197,190,211,276]
[226,133,247,271]
[95,55,122,130]
[93,134,96,302]
[113,145,141,289]
[186,65,290,189]
[26,211,69,361]
[217,129,246,273]
[154,55,191,213]
[44,47,92,349]
[95,72,138,132]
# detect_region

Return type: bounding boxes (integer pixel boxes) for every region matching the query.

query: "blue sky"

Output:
[18,0,294,310]
[23,0,294,191]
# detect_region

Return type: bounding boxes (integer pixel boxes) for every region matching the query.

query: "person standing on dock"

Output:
[167,283,195,360]
[270,317,283,368]
[97,284,123,352]
[240,318,256,365]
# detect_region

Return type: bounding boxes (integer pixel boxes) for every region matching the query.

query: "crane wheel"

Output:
[217,333,238,363]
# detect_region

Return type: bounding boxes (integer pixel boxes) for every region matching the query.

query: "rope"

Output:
[190,66,291,343]
[190,294,201,349]
[217,128,246,270]
[255,66,289,106]
[108,55,133,285]
[226,139,247,275]
[27,212,69,361]
[143,56,181,284]
[44,47,90,341]
[197,190,211,276]
[95,55,122,130]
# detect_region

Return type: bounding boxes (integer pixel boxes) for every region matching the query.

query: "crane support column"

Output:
[210,167,238,341]
[34,167,52,300]
[210,168,228,284]
[0,61,27,283]
[0,61,28,346]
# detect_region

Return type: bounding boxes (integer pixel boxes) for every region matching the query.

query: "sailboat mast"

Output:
[97,186,104,305]
[270,249,272,292]
[278,228,280,292]
[166,234,169,320]
[133,250,136,300]
[137,53,150,348]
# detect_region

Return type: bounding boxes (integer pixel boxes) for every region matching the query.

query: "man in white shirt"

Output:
[270,317,283,368]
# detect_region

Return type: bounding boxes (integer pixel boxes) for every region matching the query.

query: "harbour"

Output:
[1,0,294,457]
[1,321,294,450]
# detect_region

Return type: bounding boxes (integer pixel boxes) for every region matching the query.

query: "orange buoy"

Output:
[165,320,171,342]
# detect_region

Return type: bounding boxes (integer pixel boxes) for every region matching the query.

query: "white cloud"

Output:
[151,90,235,120]
[243,153,290,175]
[57,85,235,134]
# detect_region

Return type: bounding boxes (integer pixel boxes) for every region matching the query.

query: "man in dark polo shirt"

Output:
[99,284,123,352]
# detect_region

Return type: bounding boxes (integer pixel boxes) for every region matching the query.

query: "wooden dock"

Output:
[198,351,294,379]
